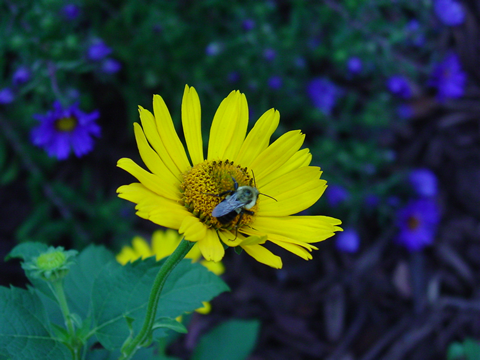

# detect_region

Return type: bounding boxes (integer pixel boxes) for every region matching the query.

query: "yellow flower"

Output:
[116,229,224,315]
[116,229,225,276]
[117,85,342,269]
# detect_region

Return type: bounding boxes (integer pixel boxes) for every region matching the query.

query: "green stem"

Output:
[49,280,75,336]
[49,280,81,360]
[119,239,194,360]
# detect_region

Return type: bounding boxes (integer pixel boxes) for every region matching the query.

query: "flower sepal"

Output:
[21,246,78,282]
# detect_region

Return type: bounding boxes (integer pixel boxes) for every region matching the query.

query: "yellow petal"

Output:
[198,230,225,262]
[117,182,189,230]
[200,259,225,275]
[250,130,305,182]
[131,236,154,259]
[153,95,191,173]
[179,216,208,242]
[207,91,247,160]
[138,106,183,181]
[222,93,248,161]
[133,123,179,186]
[151,229,181,260]
[240,244,283,269]
[195,301,212,315]
[252,215,342,243]
[181,85,204,165]
[234,108,279,168]
[116,246,139,265]
[257,167,327,216]
[259,148,312,187]
[117,158,179,201]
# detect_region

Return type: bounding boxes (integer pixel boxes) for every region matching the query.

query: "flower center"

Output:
[55,116,77,132]
[37,251,66,270]
[407,215,420,230]
[181,159,258,231]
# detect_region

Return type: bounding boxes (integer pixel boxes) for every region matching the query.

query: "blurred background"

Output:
[1,0,479,359]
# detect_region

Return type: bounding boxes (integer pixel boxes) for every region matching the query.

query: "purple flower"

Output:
[227,71,240,83]
[0,87,15,105]
[396,198,440,251]
[62,4,81,20]
[268,76,282,90]
[242,19,255,31]
[263,48,276,62]
[397,104,413,120]
[31,101,100,160]
[433,0,465,26]
[87,40,112,61]
[101,58,122,74]
[335,228,360,253]
[387,75,412,99]
[409,169,438,197]
[405,19,425,47]
[347,57,362,74]
[205,42,223,56]
[326,184,349,207]
[307,78,341,115]
[12,66,31,86]
[429,52,466,102]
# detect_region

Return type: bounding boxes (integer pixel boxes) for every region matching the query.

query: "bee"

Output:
[211,175,276,239]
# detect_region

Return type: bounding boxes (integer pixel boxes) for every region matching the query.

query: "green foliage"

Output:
[191,319,260,360]
[1,242,229,359]
[0,286,71,360]
[447,338,480,360]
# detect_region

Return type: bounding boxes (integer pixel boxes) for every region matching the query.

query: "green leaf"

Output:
[152,317,187,334]
[63,245,116,320]
[191,319,260,360]
[0,286,71,360]
[91,258,229,350]
[464,338,480,360]
[5,242,48,262]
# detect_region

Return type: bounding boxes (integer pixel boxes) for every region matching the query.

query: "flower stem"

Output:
[119,238,194,360]
[49,280,81,360]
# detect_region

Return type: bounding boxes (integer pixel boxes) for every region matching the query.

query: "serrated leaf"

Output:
[91,258,229,350]
[5,242,48,262]
[63,245,115,320]
[191,319,260,360]
[0,286,71,360]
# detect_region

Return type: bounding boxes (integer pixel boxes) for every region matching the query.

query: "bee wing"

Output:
[212,196,245,217]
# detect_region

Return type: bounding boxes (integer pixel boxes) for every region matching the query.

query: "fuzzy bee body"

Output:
[212,180,259,225]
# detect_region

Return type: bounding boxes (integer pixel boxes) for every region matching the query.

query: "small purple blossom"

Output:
[12,66,31,86]
[347,57,362,74]
[0,87,15,105]
[335,228,360,253]
[268,76,282,90]
[101,58,122,74]
[405,19,425,47]
[409,169,438,197]
[397,104,413,120]
[307,78,341,115]
[396,198,440,252]
[31,101,100,160]
[62,4,81,20]
[87,40,112,61]
[429,52,466,102]
[263,48,276,62]
[242,19,255,31]
[205,42,223,56]
[227,71,240,83]
[387,75,412,99]
[433,0,465,26]
[326,184,349,207]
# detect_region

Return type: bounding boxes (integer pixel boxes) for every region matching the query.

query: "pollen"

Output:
[181,159,258,231]
[55,116,77,132]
